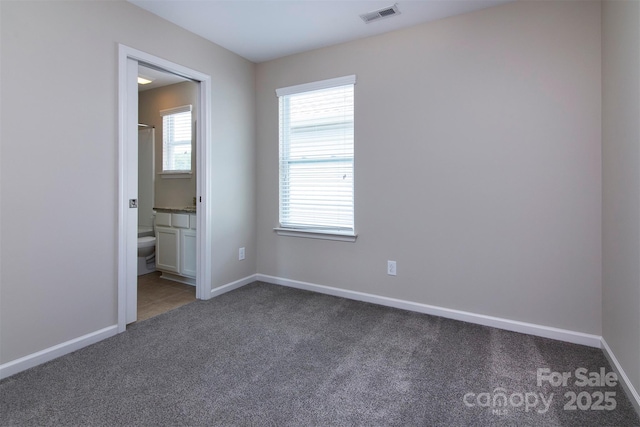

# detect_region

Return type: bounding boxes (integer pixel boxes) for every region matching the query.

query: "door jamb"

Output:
[117,44,213,332]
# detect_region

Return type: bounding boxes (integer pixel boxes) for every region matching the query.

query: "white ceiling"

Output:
[128,0,513,63]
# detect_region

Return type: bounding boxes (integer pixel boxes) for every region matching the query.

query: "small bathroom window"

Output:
[160,104,192,173]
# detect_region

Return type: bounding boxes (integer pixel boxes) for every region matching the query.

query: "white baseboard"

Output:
[0,325,118,380]
[601,338,640,416]
[210,274,258,298]
[0,274,605,385]
[256,274,602,348]
[0,274,257,380]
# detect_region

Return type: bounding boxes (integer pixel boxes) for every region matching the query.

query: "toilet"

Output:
[137,234,156,276]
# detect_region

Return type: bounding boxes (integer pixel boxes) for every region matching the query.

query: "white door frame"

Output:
[117,44,213,332]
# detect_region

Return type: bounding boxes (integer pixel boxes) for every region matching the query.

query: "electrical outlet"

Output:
[239,247,245,261]
[387,260,396,276]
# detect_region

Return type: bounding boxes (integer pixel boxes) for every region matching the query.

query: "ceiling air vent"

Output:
[360,4,401,24]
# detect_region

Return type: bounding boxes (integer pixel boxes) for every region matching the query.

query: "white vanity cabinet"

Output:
[155,226,180,273]
[181,228,197,278]
[155,211,196,284]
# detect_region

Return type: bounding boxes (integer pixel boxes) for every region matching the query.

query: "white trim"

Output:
[256,274,602,348]
[118,53,138,332]
[601,338,640,416]
[276,74,356,97]
[195,68,213,301]
[117,47,129,332]
[0,274,252,380]
[210,274,258,298]
[0,326,118,380]
[274,227,357,242]
[159,172,192,179]
[118,44,214,331]
[160,104,192,116]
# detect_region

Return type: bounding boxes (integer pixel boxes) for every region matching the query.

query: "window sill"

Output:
[274,227,357,242]
[159,172,192,179]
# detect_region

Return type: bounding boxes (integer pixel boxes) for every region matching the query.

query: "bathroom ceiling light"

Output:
[138,75,154,85]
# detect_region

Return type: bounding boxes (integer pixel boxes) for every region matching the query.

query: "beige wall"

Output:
[0,0,256,363]
[602,0,640,396]
[4,0,635,389]
[256,1,602,334]
[139,81,198,208]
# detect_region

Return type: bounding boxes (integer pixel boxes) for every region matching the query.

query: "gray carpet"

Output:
[1,281,639,426]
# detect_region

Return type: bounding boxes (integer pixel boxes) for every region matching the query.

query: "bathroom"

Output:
[136,65,199,320]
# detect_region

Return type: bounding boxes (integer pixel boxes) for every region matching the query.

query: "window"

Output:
[160,105,192,173]
[276,75,356,241]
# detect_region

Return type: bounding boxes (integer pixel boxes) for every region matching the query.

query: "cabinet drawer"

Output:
[190,214,197,230]
[155,212,172,227]
[172,213,189,229]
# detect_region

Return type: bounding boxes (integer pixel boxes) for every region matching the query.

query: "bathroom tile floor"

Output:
[137,272,196,322]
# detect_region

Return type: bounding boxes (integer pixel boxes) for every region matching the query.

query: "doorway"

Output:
[118,45,213,332]
[137,66,197,320]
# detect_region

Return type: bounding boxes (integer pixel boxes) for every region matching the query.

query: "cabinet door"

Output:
[156,226,180,273]
[181,229,197,278]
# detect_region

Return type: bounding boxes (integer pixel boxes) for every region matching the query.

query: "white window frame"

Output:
[160,104,192,176]
[275,75,357,242]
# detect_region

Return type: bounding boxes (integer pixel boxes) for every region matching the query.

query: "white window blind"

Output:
[160,105,192,172]
[277,75,356,234]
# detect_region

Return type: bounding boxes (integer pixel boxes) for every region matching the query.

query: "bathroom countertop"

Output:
[154,206,197,214]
